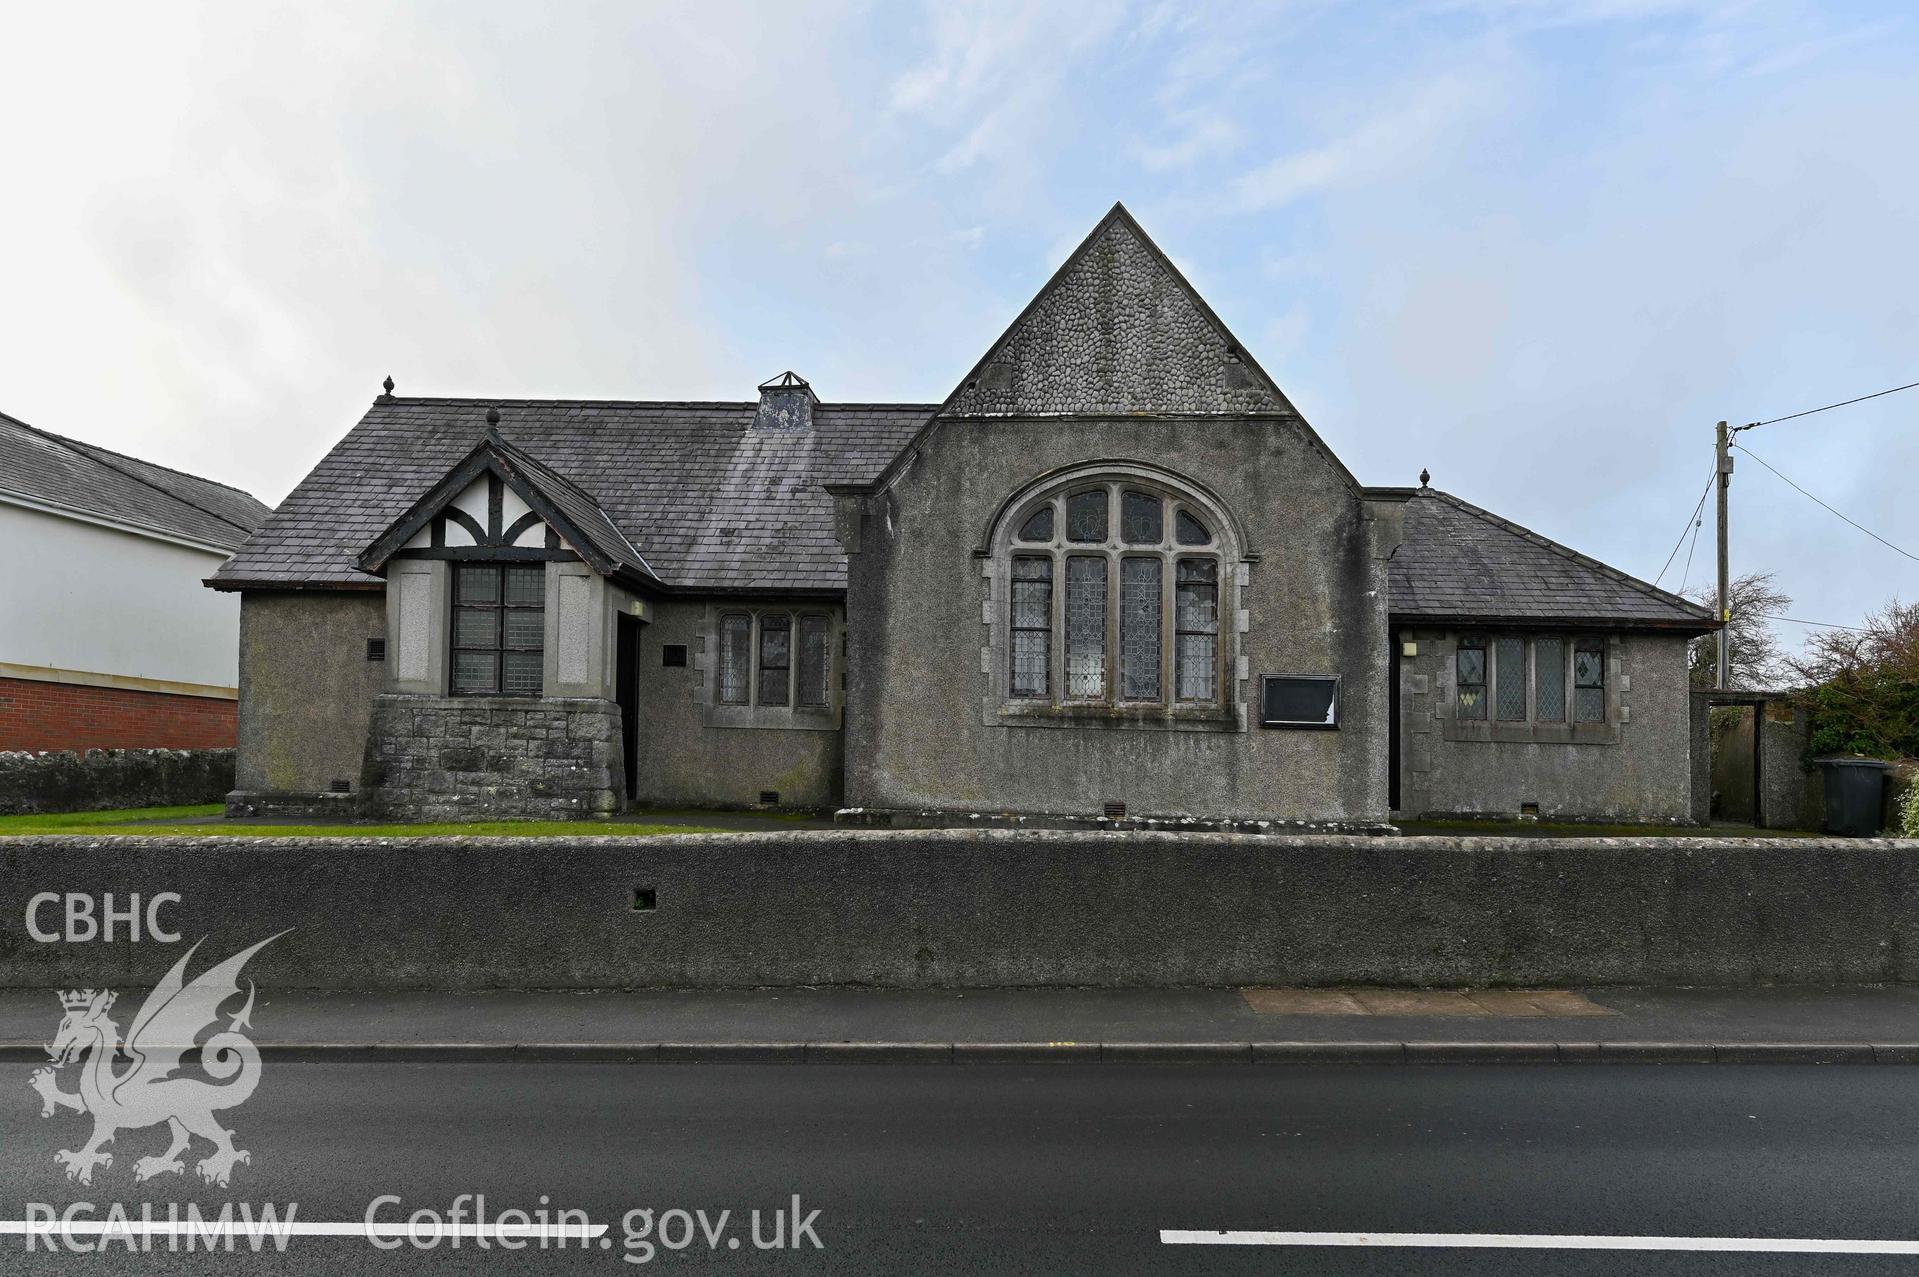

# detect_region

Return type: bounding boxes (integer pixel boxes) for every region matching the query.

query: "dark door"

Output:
[615,614,641,801]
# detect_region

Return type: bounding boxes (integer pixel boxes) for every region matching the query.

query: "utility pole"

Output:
[1715,420,1733,689]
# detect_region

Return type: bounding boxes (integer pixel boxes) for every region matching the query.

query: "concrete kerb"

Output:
[3,1041,1910,1065]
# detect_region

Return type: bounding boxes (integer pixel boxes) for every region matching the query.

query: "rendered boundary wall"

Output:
[2,830,1918,990]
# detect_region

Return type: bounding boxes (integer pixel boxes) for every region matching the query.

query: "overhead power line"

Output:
[1734,379,1919,434]
[1732,441,1919,564]
[1755,613,1867,632]
[1653,465,1716,589]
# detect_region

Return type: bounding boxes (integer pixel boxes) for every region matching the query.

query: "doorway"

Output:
[615,613,641,801]
[1705,696,1767,828]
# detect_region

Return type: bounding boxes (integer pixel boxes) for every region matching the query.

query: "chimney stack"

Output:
[754,371,816,431]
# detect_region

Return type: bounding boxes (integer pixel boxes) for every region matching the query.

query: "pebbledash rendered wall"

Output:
[7,830,1919,989]
[1397,629,1696,823]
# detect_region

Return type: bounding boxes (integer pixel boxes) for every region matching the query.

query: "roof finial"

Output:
[382,374,395,396]
[484,406,501,438]
[1419,467,1430,488]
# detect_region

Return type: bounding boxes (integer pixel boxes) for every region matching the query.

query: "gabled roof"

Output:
[209,397,933,592]
[0,409,270,551]
[357,427,658,584]
[1379,487,1719,631]
[868,202,1357,496]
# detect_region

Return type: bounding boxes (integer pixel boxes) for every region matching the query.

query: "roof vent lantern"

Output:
[754,371,817,432]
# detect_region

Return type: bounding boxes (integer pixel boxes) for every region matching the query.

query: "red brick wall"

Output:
[0,677,238,752]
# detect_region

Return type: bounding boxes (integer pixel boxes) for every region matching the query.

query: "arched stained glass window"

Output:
[996,473,1236,709]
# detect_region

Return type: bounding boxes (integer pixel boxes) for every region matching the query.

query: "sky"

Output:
[2,0,1915,646]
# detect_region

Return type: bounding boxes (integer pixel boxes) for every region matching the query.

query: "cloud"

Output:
[1134,112,1243,171]
[1229,71,1504,212]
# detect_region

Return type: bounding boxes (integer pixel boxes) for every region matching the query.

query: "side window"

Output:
[1534,638,1566,722]
[1173,559,1219,703]
[1573,642,1606,722]
[796,615,831,709]
[1118,557,1162,701]
[1009,556,1052,699]
[1494,636,1527,721]
[717,614,751,705]
[1456,636,1487,720]
[1063,556,1108,699]
[758,615,791,707]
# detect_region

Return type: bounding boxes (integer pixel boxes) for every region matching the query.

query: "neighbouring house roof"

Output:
[0,409,270,551]
[1377,487,1718,632]
[209,397,935,592]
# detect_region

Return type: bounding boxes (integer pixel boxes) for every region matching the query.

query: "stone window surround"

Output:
[978,462,1252,733]
[1440,631,1628,746]
[696,603,843,733]
[386,558,626,703]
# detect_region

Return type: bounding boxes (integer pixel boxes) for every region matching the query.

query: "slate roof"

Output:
[0,409,270,551]
[209,397,935,592]
[1380,487,1718,631]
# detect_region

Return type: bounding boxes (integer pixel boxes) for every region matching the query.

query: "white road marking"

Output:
[0,1219,606,1240]
[1161,1231,1919,1254]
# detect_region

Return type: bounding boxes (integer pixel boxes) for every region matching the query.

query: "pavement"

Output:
[8,1061,1919,1273]
[11,984,1919,1064]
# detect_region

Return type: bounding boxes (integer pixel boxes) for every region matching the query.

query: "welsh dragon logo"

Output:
[28,934,284,1187]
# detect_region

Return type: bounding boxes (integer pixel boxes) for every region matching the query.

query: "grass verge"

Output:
[0,807,724,838]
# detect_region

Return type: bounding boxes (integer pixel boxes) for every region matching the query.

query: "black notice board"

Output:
[1261,674,1339,728]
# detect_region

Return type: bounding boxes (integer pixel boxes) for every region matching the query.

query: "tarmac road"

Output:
[5,1062,1919,1274]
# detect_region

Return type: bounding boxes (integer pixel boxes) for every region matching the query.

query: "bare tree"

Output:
[1685,571,1792,690]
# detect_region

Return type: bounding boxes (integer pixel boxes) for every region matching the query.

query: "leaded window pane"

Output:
[1176,636,1217,701]
[1119,557,1162,700]
[797,616,830,708]
[1120,491,1163,545]
[1065,490,1107,543]
[503,609,544,649]
[1175,510,1211,545]
[1010,557,1052,698]
[1574,644,1605,723]
[1534,638,1566,722]
[1065,556,1107,698]
[1495,636,1527,721]
[451,650,496,694]
[1016,506,1053,542]
[454,606,495,650]
[503,566,544,605]
[1174,559,1217,630]
[718,614,751,705]
[1011,632,1049,698]
[758,616,791,707]
[1174,559,1218,702]
[456,566,498,604]
[501,650,542,695]
[1457,638,1487,720]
